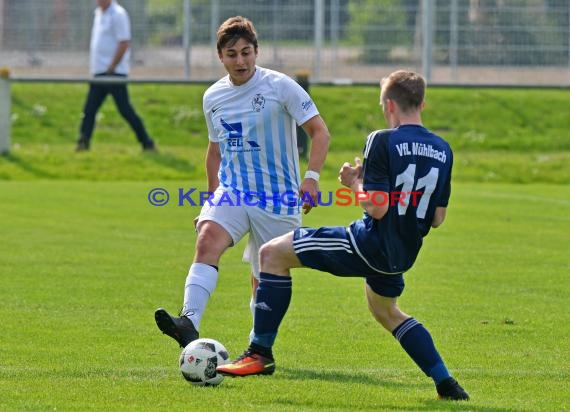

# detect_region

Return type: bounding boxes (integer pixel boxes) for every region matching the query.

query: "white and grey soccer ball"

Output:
[179,338,230,386]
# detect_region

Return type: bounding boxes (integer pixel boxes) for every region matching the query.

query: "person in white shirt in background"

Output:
[76,0,156,152]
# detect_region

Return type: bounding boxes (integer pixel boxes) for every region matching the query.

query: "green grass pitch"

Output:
[1,180,568,411]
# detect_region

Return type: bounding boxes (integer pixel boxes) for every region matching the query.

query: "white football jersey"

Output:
[203,66,320,215]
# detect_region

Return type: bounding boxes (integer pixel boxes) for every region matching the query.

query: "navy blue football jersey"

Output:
[348,124,453,274]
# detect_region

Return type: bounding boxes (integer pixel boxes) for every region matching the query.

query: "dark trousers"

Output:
[79,73,153,147]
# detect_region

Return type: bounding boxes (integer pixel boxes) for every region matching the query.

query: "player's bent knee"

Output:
[195,228,231,261]
[258,243,276,267]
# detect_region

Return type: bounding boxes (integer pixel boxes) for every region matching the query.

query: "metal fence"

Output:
[0,0,569,86]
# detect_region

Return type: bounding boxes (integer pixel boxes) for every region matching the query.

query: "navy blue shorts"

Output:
[293,226,405,297]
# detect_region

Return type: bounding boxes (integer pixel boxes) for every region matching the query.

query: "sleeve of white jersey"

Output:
[280,76,320,126]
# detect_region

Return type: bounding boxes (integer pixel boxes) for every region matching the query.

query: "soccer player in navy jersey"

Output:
[217,70,469,401]
[154,17,330,350]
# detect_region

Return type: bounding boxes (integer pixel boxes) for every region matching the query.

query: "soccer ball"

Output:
[179,338,230,386]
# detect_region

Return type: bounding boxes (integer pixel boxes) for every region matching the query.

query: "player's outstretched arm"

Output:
[339,158,389,220]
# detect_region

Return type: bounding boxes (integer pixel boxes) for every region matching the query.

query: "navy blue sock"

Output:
[392,317,451,385]
[251,272,292,349]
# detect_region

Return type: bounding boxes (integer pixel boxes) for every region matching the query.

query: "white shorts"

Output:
[197,187,301,279]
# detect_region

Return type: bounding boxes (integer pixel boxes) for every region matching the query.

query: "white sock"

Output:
[182,263,219,331]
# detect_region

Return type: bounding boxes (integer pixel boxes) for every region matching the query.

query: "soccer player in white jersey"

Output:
[154,16,330,348]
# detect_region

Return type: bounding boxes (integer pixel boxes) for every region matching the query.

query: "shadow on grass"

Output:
[279,366,414,388]
[419,400,512,412]
[1,152,57,179]
[279,367,511,411]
